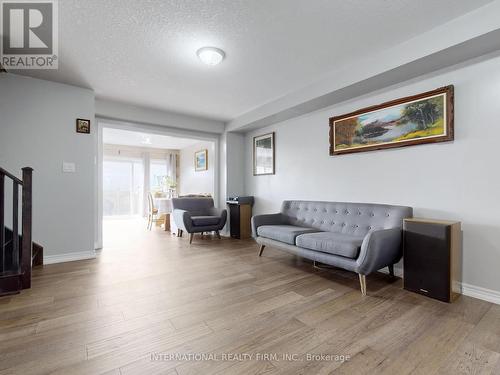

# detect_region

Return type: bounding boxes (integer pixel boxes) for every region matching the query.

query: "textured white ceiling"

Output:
[102,128,201,149]
[19,0,493,121]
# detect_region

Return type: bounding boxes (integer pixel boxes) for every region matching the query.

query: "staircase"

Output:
[0,166,42,296]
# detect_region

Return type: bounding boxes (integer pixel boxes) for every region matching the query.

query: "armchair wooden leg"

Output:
[359,274,367,296]
[189,233,194,244]
[388,264,395,277]
[258,245,265,256]
[215,230,221,239]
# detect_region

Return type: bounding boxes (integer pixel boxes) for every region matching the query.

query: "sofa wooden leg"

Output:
[258,245,265,256]
[189,233,194,244]
[388,264,395,277]
[313,261,336,270]
[216,230,221,239]
[359,274,367,296]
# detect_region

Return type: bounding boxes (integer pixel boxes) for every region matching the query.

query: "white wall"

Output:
[179,141,215,196]
[226,132,245,198]
[96,99,225,134]
[217,132,246,235]
[244,55,500,295]
[0,74,96,261]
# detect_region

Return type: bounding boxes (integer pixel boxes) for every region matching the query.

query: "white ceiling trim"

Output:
[96,99,225,134]
[102,128,202,149]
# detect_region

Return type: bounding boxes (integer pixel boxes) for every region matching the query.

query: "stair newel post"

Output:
[20,167,33,289]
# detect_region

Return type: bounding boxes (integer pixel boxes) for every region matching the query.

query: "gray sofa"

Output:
[172,197,227,244]
[252,200,412,295]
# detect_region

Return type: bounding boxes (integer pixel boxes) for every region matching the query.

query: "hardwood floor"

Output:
[0,218,499,374]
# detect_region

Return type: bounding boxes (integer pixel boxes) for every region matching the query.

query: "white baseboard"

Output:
[43,251,96,265]
[460,282,500,305]
[377,267,500,305]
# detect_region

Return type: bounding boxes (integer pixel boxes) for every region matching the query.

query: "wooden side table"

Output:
[403,218,462,303]
[227,201,252,239]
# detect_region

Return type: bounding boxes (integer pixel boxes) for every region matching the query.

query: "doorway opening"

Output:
[97,123,217,250]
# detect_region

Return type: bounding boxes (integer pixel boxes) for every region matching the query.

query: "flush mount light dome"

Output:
[196,47,225,66]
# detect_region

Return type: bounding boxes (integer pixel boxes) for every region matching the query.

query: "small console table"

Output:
[227,197,254,239]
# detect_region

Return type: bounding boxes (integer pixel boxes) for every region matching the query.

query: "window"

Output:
[103,159,144,216]
[150,160,168,192]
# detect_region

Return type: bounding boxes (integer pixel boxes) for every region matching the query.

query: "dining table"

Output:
[154,197,173,232]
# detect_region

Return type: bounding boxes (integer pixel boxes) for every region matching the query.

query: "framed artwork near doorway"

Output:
[253,132,275,176]
[195,149,208,171]
[76,118,91,134]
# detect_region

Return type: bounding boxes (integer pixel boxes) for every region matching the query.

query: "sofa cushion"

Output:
[191,215,220,226]
[257,225,319,245]
[296,232,364,259]
[280,200,413,237]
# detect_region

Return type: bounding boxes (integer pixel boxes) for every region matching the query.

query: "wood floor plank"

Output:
[466,304,500,353]
[436,340,500,375]
[331,347,388,374]
[0,218,497,375]
[51,323,213,375]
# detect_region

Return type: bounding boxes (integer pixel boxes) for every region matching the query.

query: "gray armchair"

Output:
[171,197,227,244]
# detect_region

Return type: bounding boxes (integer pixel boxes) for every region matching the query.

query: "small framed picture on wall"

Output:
[195,149,208,171]
[76,118,91,134]
[253,132,275,176]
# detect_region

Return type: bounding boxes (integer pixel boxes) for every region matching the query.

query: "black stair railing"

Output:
[0,167,33,295]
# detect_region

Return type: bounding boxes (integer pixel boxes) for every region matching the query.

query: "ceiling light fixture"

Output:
[196,47,225,66]
[140,134,152,145]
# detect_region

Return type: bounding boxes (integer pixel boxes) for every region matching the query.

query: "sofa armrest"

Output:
[215,208,228,228]
[173,209,193,232]
[221,209,227,227]
[251,213,286,237]
[206,207,227,229]
[356,227,403,275]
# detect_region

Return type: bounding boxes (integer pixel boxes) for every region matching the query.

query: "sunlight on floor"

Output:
[101,217,175,260]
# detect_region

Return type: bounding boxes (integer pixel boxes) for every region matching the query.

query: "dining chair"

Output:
[147,192,160,230]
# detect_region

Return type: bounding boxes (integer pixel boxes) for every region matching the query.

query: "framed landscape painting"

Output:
[329,86,454,155]
[195,149,208,171]
[253,132,275,176]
